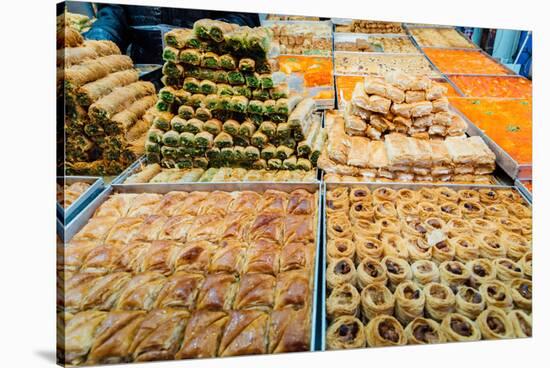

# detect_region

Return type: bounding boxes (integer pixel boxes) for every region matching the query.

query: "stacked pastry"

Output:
[325,186,532,349]
[60,189,318,364]
[145,19,324,171]
[59,27,157,175]
[336,20,404,34]
[345,73,467,140]
[57,181,91,208]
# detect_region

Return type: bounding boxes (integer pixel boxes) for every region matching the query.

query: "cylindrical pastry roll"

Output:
[418,188,437,202]
[360,283,395,320]
[349,186,372,203]
[372,187,397,203]
[500,232,531,261]
[478,188,500,205]
[476,307,514,340]
[455,286,485,320]
[327,257,357,289]
[510,278,532,311]
[497,217,523,235]
[460,201,484,218]
[326,187,350,215]
[396,201,420,219]
[397,188,418,203]
[441,313,481,342]
[353,220,381,240]
[497,189,522,204]
[381,233,409,259]
[466,259,496,288]
[326,316,366,350]
[394,281,425,325]
[507,310,532,338]
[411,260,440,285]
[373,201,397,219]
[365,315,407,347]
[349,200,374,223]
[457,189,480,203]
[444,218,472,238]
[440,261,471,289]
[405,317,445,344]
[417,202,439,220]
[519,252,532,279]
[405,236,432,262]
[357,257,387,289]
[470,218,499,235]
[507,203,531,219]
[382,256,412,291]
[424,217,446,232]
[483,203,509,219]
[376,217,401,234]
[327,214,353,240]
[402,218,429,239]
[327,239,356,262]
[435,187,458,203]
[478,234,507,259]
[494,258,523,282]
[451,235,480,263]
[327,283,361,320]
[424,282,456,321]
[431,239,456,264]
[480,280,513,311]
[439,202,461,222]
[356,236,384,261]
[520,218,532,238]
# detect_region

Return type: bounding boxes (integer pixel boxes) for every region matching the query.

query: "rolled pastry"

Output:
[493,258,523,282]
[480,280,513,311]
[478,188,500,205]
[435,187,459,203]
[396,201,420,219]
[356,236,384,261]
[326,187,350,215]
[394,281,425,325]
[455,286,485,320]
[497,217,523,234]
[373,201,397,219]
[396,188,418,202]
[327,257,357,289]
[439,261,471,289]
[476,307,514,340]
[519,252,532,279]
[424,282,456,321]
[438,202,461,222]
[381,233,409,259]
[460,201,484,218]
[402,218,429,238]
[353,220,382,240]
[478,234,507,259]
[327,283,361,320]
[457,189,480,203]
[497,189,522,204]
[405,236,432,262]
[411,260,440,285]
[381,256,412,291]
[483,203,509,219]
[431,238,456,264]
[500,232,531,261]
[372,187,397,203]
[510,278,532,311]
[466,258,496,288]
[445,218,472,238]
[376,217,401,234]
[507,203,531,219]
[327,238,356,261]
[365,315,407,347]
[349,200,374,223]
[357,257,388,289]
[349,186,372,203]
[507,310,532,337]
[451,235,480,262]
[326,316,366,350]
[470,218,499,236]
[520,218,532,238]
[404,317,445,344]
[327,213,353,240]
[418,188,437,202]
[360,283,395,320]
[440,313,481,342]
[424,217,446,232]
[417,202,439,220]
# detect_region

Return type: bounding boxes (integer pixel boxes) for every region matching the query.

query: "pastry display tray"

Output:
[57,176,105,224]
[515,178,532,204]
[406,28,481,51]
[333,33,422,55]
[319,181,529,351]
[64,182,323,352]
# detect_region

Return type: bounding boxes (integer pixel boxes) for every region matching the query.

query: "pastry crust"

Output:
[327,283,360,320]
[152,191,188,216]
[365,315,407,347]
[326,316,366,350]
[509,278,532,311]
[327,257,357,289]
[455,286,485,320]
[466,258,496,288]
[327,213,353,239]
[80,272,132,311]
[93,194,137,218]
[186,214,224,242]
[404,317,445,344]
[65,272,103,313]
[174,241,214,274]
[274,270,310,310]
[105,217,144,246]
[138,240,180,275]
[130,215,168,242]
[507,310,532,337]
[269,307,310,353]
[381,256,412,291]
[357,257,387,289]
[394,281,425,325]
[127,193,163,218]
[280,242,316,272]
[73,216,118,242]
[209,240,245,274]
[349,200,375,223]
[111,241,150,274]
[154,272,204,310]
[220,211,255,240]
[411,260,440,285]
[327,238,355,261]
[228,191,262,213]
[476,307,514,339]
[494,258,523,282]
[172,191,208,216]
[480,280,513,311]
[243,239,280,275]
[501,232,531,261]
[196,273,238,310]
[64,310,108,365]
[234,273,276,310]
[478,233,507,259]
[197,191,234,216]
[257,189,289,214]
[284,214,315,244]
[158,215,195,242]
[440,313,481,342]
[80,244,122,274]
[249,212,284,244]
[439,260,471,288]
[356,236,384,260]
[218,310,269,357]
[360,282,395,320]
[424,282,456,321]
[64,240,99,273]
[175,310,228,359]
[451,235,480,262]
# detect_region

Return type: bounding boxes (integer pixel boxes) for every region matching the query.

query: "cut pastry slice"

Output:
[269,307,311,353]
[154,272,204,310]
[196,273,238,311]
[233,273,276,310]
[64,310,107,365]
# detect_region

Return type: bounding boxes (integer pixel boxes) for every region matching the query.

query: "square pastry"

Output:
[186,214,224,242]
[138,240,181,276]
[287,189,315,215]
[249,212,284,244]
[218,310,269,357]
[274,270,311,310]
[174,241,214,274]
[126,193,163,218]
[115,272,167,311]
[197,191,235,216]
[175,310,229,359]
[283,215,315,244]
[243,239,280,275]
[93,194,137,218]
[111,241,150,274]
[209,240,246,274]
[280,242,316,273]
[154,272,204,310]
[81,272,132,311]
[73,216,118,242]
[129,215,168,242]
[233,273,276,310]
[158,215,195,242]
[172,192,208,216]
[104,217,144,246]
[257,190,288,214]
[220,211,255,241]
[79,244,121,274]
[228,191,262,213]
[196,273,238,310]
[152,191,188,216]
[269,307,311,353]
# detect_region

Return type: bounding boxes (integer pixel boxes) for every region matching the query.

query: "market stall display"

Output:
[423,49,513,75]
[335,53,440,78]
[267,22,332,56]
[335,36,418,53]
[448,76,532,99]
[336,20,404,34]
[324,185,532,349]
[409,28,477,49]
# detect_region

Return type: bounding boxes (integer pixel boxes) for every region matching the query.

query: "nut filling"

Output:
[451,318,473,337]
[335,260,352,275]
[378,321,400,343]
[338,322,360,342]
[486,316,506,334]
[413,324,439,343]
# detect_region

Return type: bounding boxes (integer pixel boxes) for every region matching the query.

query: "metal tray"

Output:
[515,178,532,204]
[65,182,323,352]
[406,27,480,51]
[334,33,420,55]
[57,176,104,223]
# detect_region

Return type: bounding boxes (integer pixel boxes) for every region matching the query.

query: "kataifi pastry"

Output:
[470,218,499,236]
[411,260,440,285]
[478,233,507,259]
[493,258,523,282]
[349,200,374,223]
[356,236,384,260]
[327,257,357,289]
[480,280,513,311]
[327,213,353,240]
[365,315,407,347]
[327,283,361,319]
[510,278,532,311]
[445,218,472,238]
[455,286,485,320]
[326,187,350,215]
[326,316,366,350]
[434,187,458,203]
[430,237,455,264]
[396,188,418,202]
[451,235,480,262]
[405,235,432,262]
[394,281,425,325]
[439,261,471,289]
[382,256,412,291]
[519,252,532,279]
[501,232,531,261]
[404,317,445,344]
[360,282,395,320]
[424,282,456,321]
[466,258,496,288]
[440,313,481,342]
[372,187,397,203]
[357,257,387,289]
[381,233,409,259]
[327,238,355,261]
[476,307,514,340]
[507,310,532,338]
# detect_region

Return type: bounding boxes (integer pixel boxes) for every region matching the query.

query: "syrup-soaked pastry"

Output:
[507,203,531,219]
[64,310,107,365]
[127,193,163,218]
[455,286,485,320]
[269,307,311,353]
[497,217,523,234]
[397,188,418,203]
[402,217,429,238]
[404,317,445,344]
[411,260,440,285]
[274,270,310,310]
[130,309,189,362]
[186,213,225,242]
[326,187,350,215]
[396,201,420,220]
[501,232,531,261]
[417,201,439,220]
[257,189,289,214]
[327,238,355,261]
[64,272,103,313]
[466,258,496,288]
[451,235,480,262]
[209,240,245,274]
[326,316,366,350]
[519,252,532,279]
[87,310,147,365]
[218,310,269,357]
[111,241,150,274]
[440,313,481,342]
[418,188,437,202]
[228,191,262,213]
[478,233,507,259]
[115,272,167,311]
[381,233,409,259]
[174,241,214,274]
[435,187,459,203]
[138,240,181,276]
[494,258,523,282]
[175,310,229,359]
[445,218,473,238]
[220,211,255,241]
[507,310,532,337]
[234,273,276,310]
[372,187,397,203]
[438,202,461,221]
[284,214,315,244]
[483,203,509,219]
[287,189,315,215]
[158,214,195,242]
[152,191,188,216]
[349,200,374,223]
[373,201,397,219]
[470,218,499,235]
[350,186,372,203]
[172,191,208,216]
[356,236,384,260]
[510,278,532,311]
[129,215,168,242]
[520,218,532,238]
[460,200,484,218]
[327,257,357,289]
[154,272,204,310]
[382,256,412,291]
[93,194,137,218]
[424,282,456,321]
[376,217,401,234]
[197,191,234,216]
[404,235,432,262]
[243,238,280,275]
[73,216,118,242]
[478,188,500,205]
[196,273,238,310]
[360,282,395,320]
[249,212,284,243]
[80,244,121,274]
[327,213,353,240]
[64,240,100,272]
[457,189,480,203]
[353,219,382,240]
[357,257,387,289]
[497,189,522,204]
[431,238,455,264]
[280,242,316,272]
[327,283,361,319]
[480,280,513,311]
[104,217,144,246]
[80,272,132,311]
[365,315,407,347]
[440,260,471,289]
[394,281,425,325]
[476,307,514,340]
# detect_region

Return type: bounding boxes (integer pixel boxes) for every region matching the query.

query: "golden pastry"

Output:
[483,203,509,219]
[507,203,531,219]
[172,191,208,216]
[228,191,262,214]
[209,240,245,274]
[154,272,203,310]
[418,188,437,202]
[424,217,446,232]
[349,200,374,223]
[111,241,150,274]
[459,201,484,219]
[470,218,499,235]
[396,201,420,220]
[64,310,108,365]
[327,213,353,240]
[455,286,485,320]
[438,202,461,222]
[365,315,407,347]
[435,187,459,203]
[424,282,456,321]
[519,252,532,279]
[373,201,397,219]
[284,214,315,244]
[507,310,532,338]
[327,239,356,261]
[417,201,439,220]
[353,220,382,240]
[243,238,280,275]
[274,270,311,310]
[196,273,238,310]
[64,272,103,313]
[439,261,470,289]
[520,218,532,237]
[326,187,350,215]
[248,212,284,244]
[357,257,387,289]
[105,217,144,247]
[93,194,137,218]
[327,283,361,319]
[478,188,500,205]
[440,313,481,342]
[349,186,372,203]
[173,241,214,274]
[476,307,514,339]
[493,258,523,282]
[130,215,168,242]
[280,242,316,273]
[480,280,513,311]
[268,307,310,353]
[497,217,523,235]
[397,188,418,202]
[478,233,507,259]
[376,217,401,234]
[381,256,412,291]
[394,281,425,325]
[457,189,480,203]
[431,238,456,264]
[500,232,531,261]
[114,272,166,311]
[257,189,288,214]
[411,260,440,285]
[234,273,276,310]
[80,244,122,274]
[466,258,496,288]
[63,240,99,273]
[220,211,255,241]
[497,189,522,204]
[73,216,119,242]
[157,214,195,242]
[326,316,366,350]
[404,317,445,344]
[402,218,429,238]
[510,278,532,311]
[356,236,384,261]
[360,283,395,320]
[381,233,409,259]
[218,310,269,357]
[372,187,397,203]
[152,191,188,217]
[175,310,228,359]
[327,257,357,289]
[451,235,480,262]
[405,236,432,262]
[138,240,180,276]
[445,218,474,239]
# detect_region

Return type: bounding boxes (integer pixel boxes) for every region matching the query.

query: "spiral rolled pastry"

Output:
[326,316,366,350]
[451,235,480,263]
[349,186,371,203]
[455,286,485,320]
[411,260,440,285]
[381,233,409,260]
[326,187,350,215]
[497,189,522,204]
[460,201,485,219]
[353,219,381,240]
[405,236,432,262]
[402,218,428,239]
[494,258,523,282]
[327,238,356,262]
[457,189,480,203]
[507,310,532,338]
[431,238,456,264]
[507,203,531,219]
[497,217,523,235]
[349,200,374,223]
[445,218,473,238]
[478,233,507,259]
[424,217,446,232]
[519,252,532,279]
[500,232,531,261]
[373,201,397,219]
[372,187,397,203]
[327,213,353,240]
[360,282,395,320]
[480,280,513,311]
[441,313,481,342]
[397,188,418,203]
[440,261,471,289]
[327,283,361,320]
[483,203,509,219]
[476,307,514,340]
[520,218,532,237]
[365,315,407,347]
[424,282,456,321]
[376,217,401,234]
[382,256,412,291]
[435,187,459,204]
[478,188,500,205]
[355,236,384,261]
[357,257,387,289]
[439,202,461,222]
[417,202,439,220]
[327,257,357,289]
[394,281,425,325]
[405,317,445,344]
[466,258,496,288]
[510,278,532,311]
[396,201,420,220]
[470,218,499,236]
[418,188,437,202]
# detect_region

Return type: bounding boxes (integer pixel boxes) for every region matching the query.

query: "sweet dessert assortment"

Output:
[336,20,404,34]
[409,28,476,49]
